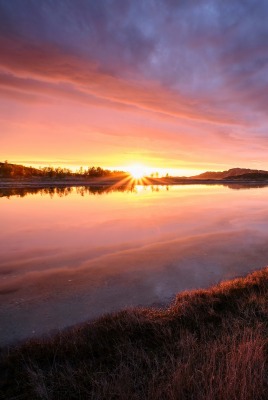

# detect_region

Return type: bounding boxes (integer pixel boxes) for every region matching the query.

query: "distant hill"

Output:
[191,168,268,180]
[0,161,42,178]
[222,172,268,181]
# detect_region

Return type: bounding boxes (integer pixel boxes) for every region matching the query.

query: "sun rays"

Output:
[101,164,152,193]
[127,164,147,179]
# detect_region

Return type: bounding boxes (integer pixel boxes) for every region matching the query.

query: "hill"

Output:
[192,167,268,180]
[0,161,42,178]
[222,172,268,181]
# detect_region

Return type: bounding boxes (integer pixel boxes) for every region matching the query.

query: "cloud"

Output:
[0,35,242,125]
[1,0,267,124]
[1,0,268,168]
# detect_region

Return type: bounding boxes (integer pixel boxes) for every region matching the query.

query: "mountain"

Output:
[191,168,268,180]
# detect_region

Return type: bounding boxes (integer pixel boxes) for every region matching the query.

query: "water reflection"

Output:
[223,183,268,190]
[0,184,176,199]
[1,182,268,199]
[0,185,136,199]
[1,183,268,346]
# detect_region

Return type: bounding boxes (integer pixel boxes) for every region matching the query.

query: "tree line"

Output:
[0,161,127,179]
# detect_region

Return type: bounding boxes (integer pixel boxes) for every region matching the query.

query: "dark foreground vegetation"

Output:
[1,268,268,400]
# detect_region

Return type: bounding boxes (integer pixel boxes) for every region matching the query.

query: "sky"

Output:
[0,0,268,175]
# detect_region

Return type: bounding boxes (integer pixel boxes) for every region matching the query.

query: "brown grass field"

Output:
[1,267,267,400]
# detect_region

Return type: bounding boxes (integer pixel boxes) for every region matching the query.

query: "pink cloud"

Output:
[0,37,244,126]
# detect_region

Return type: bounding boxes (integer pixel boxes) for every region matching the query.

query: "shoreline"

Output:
[1,177,268,189]
[1,267,267,399]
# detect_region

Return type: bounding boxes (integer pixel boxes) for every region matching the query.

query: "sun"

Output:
[128,164,147,179]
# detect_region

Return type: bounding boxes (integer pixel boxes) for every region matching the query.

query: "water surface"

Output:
[1,184,268,345]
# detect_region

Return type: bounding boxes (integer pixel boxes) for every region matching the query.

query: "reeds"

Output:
[1,267,267,399]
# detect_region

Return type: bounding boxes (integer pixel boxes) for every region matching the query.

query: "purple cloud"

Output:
[0,0,268,167]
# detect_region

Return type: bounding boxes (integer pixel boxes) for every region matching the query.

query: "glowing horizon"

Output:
[1,1,268,172]
[1,159,222,178]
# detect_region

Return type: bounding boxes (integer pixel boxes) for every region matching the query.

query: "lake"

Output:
[1,183,268,346]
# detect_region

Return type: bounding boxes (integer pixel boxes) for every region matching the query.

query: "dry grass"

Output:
[1,268,268,400]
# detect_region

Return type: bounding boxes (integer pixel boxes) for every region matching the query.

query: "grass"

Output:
[1,267,268,400]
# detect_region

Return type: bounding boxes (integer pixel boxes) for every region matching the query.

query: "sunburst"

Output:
[127,164,147,180]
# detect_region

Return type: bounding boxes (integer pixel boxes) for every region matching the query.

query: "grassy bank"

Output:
[1,268,268,400]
